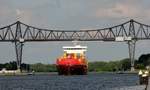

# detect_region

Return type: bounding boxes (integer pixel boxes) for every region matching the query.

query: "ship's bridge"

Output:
[63,45,87,54]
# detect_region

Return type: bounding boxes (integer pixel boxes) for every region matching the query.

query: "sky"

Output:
[0,0,150,64]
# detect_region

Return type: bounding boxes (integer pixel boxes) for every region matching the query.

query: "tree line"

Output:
[0,53,149,72]
[0,62,56,72]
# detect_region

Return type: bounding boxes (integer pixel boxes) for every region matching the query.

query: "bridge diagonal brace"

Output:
[15,41,24,71]
[127,40,136,71]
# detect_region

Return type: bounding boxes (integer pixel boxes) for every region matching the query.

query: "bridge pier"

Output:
[15,41,24,72]
[15,21,24,72]
[127,40,136,71]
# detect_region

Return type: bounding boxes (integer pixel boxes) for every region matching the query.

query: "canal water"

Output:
[0,73,139,90]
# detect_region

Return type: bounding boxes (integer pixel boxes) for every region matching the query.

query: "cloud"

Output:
[16,9,22,16]
[95,3,139,18]
[15,9,32,23]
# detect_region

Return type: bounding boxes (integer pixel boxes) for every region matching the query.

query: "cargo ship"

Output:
[56,44,88,75]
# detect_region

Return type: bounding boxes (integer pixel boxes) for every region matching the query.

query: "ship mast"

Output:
[72,40,80,46]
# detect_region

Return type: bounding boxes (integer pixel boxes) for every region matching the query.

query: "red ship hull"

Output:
[56,57,88,75]
[56,65,87,75]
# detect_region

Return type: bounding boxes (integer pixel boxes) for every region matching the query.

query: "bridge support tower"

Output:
[15,41,24,72]
[15,21,24,72]
[127,40,136,71]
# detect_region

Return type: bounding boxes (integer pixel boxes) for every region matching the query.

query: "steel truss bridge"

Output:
[0,19,150,71]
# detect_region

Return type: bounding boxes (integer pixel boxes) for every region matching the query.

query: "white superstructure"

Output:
[63,45,87,54]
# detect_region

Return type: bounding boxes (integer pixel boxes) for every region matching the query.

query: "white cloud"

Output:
[15,9,32,23]
[16,9,22,16]
[95,3,140,18]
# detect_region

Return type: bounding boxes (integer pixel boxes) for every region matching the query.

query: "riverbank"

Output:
[0,71,139,76]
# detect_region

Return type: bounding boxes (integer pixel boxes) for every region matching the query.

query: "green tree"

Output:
[4,61,17,70]
[30,63,57,72]
[138,54,150,66]
[119,58,131,71]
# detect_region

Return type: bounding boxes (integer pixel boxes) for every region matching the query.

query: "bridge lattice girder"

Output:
[0,19,150,42]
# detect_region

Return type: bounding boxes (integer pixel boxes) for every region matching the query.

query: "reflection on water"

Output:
[0,73,139,90]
